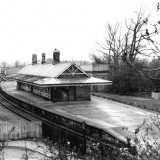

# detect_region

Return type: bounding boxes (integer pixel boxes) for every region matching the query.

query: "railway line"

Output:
[0,76,129,154]
[0,75,37,121]
[0,93,33,122]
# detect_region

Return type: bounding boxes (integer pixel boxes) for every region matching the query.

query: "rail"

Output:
[0,95,32,121]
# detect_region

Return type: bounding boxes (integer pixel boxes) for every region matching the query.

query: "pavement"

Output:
[1,81,160,144]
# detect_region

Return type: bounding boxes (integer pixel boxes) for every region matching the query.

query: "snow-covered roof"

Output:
[34,77,112,86]
[12,75,112,86]
[18,63,74,78]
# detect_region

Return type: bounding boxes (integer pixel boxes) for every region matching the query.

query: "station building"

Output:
[11,49,112,102]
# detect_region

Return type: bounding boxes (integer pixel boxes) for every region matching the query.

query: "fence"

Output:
[0,121,42,141]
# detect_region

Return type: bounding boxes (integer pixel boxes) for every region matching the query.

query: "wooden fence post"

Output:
[82,121,86,155]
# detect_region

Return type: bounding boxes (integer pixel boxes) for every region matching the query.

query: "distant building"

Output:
[80,63,110,79]
[80,63,110,92]
[11,49,112,102]
[1,67,22,76]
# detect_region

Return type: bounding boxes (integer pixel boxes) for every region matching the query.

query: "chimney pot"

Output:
[41,53,46,64]
[32,54,37,65]
[53,48,60,64]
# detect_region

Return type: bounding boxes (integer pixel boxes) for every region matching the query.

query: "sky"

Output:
[0,0,159,65]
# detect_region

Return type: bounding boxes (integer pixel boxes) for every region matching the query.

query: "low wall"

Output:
[152,92,160,100]
[0,121,42,141]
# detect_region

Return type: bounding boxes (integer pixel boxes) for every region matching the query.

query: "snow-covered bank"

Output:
[0,139,58,160]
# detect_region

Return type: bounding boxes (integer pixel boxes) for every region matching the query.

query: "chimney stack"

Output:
[53,48,60,64]
[32,54,37,65]
[41,53,46,64]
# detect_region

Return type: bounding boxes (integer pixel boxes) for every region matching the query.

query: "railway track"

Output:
[0,92,36,122]
[0,75,38,122]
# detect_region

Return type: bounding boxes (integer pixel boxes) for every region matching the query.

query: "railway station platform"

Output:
[1,80,159,143]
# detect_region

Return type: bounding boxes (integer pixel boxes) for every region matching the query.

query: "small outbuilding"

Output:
[12,49,112,102]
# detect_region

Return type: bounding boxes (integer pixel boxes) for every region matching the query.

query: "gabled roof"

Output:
[56,63,89,78]
[18,62,89,78]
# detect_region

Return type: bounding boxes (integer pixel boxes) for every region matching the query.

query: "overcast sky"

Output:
[0,0,158,65]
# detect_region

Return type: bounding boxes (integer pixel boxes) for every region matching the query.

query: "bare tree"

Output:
[121,10,160,79]
[15,60,20,68]
[1,61,7,68]
[95,9,160,76]
[98,23,123,74]
[92,6,160,92]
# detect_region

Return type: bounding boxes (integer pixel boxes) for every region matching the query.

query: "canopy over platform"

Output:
[11,74,112,87]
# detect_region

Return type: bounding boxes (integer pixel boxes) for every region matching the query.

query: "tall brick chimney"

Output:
[53,48,60,64]
[41,53,46,64]
[32,54,37,65]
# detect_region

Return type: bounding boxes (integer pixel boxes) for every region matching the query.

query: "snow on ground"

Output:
[0,139,58,160]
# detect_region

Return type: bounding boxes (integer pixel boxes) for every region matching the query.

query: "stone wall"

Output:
[69,86,75,101]
[52,86,91,102]
[17,81,91,102]
[76,86,90,101]
[52,87,69,102]
[17,82,52,100]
